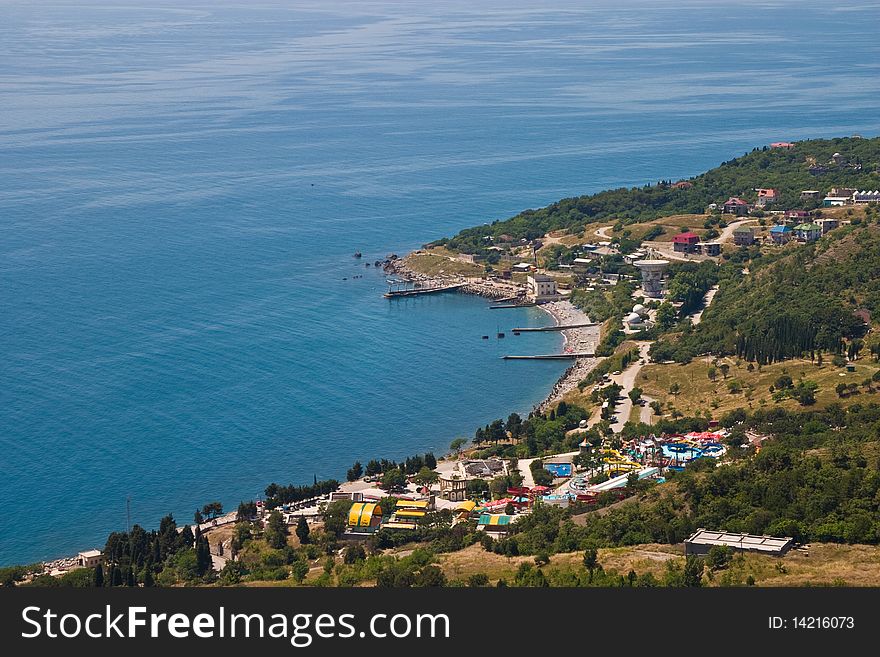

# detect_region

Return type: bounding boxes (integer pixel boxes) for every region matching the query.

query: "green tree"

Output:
[344,544,366,564]
[194,526,212,577]
[413,467,439,486]
[655,302,677,330]
[295,516,310,545]
[683,555,704,587]
[381,468,407,490]
[93,563,104,588]
[201,502,223,520]
[449,438,467,454]
[468,573,489,587]
[583,548,598,582]
[322,500,353,539]
[346,461,364,482]
[264,510,289,549]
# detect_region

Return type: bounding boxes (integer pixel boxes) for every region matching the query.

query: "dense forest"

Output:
[432,136,880,254]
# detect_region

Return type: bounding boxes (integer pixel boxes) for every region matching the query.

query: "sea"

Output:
[1,0,879,566]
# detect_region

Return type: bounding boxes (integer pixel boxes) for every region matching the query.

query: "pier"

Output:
[511,322,597,332]
[384,279,466,298]
[502,352,595,360]
[384,275,526,301]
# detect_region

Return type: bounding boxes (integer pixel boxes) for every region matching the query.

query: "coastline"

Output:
[533,300,601,414]
[24,280,598,572]
[387,255,602,414]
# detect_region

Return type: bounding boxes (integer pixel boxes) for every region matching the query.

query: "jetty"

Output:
[384,279,466,298]
[502,352,595,360]
[511,322,597,332]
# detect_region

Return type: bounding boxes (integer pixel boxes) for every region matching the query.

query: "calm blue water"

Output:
[2,0,879,565]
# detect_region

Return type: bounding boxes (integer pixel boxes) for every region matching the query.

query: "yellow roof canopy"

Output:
[348,502,382,527]
[395,499,429,509]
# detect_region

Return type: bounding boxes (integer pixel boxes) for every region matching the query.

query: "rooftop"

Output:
[685,529,793,553]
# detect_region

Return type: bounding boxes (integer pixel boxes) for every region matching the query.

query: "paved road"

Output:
[605,342,653,434]
[690,285,719,325]
[640,395,656,424]
[594,225,614,240]
[717,218,757,244]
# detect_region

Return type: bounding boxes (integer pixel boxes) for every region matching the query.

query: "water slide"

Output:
[588,467,660,492]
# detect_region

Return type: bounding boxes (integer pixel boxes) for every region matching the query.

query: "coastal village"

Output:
[15,138,880,589]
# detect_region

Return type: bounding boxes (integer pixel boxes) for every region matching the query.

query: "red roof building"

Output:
[671,180,693,189]
[755,188,778,206]
[770,142,795,149]
[723,197,750,215]
[672,231,701,252]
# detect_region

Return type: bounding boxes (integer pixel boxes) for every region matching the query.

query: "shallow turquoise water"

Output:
[2,0,879,564]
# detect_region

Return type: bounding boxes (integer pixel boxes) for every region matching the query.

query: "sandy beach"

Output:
[534,300,601,413]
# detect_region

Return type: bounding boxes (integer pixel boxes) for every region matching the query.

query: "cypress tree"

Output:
[111,564,123,587]
[93,563,104,588]
[295,516,310,545]
[194,526,211,576]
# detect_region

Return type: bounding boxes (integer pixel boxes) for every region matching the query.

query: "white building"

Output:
[528,273,557,302]
[77,550,103,569]
[634,259,669,298]
[854,190,880,204]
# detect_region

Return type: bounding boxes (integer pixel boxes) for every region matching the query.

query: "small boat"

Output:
[497,332,505,339]
[482,335,489,340]
[365,262,371,267]
[354,251,362,258]
[513,331,521,336]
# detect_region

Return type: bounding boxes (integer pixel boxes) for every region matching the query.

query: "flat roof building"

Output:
[685,529,793,557]
[77,550,103,569]
[528,273,557,302]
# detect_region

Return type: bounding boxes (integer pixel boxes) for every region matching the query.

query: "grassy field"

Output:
[437,541,880,587]
[638,356,880,418]
[403,248,485,277]
[622,214,710,242]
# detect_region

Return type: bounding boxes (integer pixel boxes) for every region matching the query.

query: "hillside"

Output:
[432,136,880,255]
[650,222,880,364]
